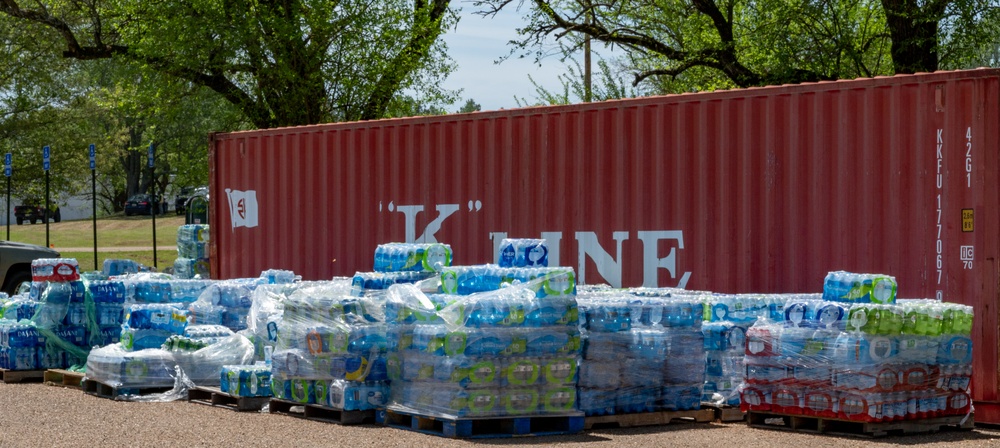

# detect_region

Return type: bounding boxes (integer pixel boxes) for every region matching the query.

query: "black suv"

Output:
[14,199,61,225]
[175,186,208,215]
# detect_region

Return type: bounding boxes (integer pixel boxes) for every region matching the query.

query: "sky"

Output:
[440,3,571,112]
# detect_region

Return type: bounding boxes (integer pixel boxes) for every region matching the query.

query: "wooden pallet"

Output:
[269,398,376,425]
[747,411,975,438]
[82,379,172,401]
[701,403,747,423]
[584,408,715,430]
[378,407,585,438]
[0,368,45,384]
[188,386,270,412]
[44,369,85,389]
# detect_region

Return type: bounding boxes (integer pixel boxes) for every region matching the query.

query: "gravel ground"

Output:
[0,382,998,448]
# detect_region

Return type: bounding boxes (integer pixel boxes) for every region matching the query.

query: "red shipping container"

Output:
[210,69,1000,422]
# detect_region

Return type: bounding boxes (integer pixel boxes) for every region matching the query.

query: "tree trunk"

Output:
[882,0,944,74]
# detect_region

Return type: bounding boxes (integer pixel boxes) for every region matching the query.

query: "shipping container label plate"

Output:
[962,209,974,232]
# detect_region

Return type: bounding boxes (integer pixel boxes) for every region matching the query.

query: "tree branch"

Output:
[358,0,451,120]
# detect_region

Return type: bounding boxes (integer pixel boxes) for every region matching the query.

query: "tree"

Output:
[75,60,246,211]
[457,98,482,113]
[515,56,638,106]
[0,0,460,128]
[475,0,999,95]
[881,0,1000,73]
[0,19,245,214]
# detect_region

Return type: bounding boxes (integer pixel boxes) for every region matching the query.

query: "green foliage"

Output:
[476,0,1000,95]
[457,98,482,113]
[515,56,638,106]
[0,0,460,128]
[385,95,450,117]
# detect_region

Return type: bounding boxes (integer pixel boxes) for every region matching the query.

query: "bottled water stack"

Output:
[269,282,390,410]
[0,258,111,370]
[701,293,797,406]
[387,264,581,419]
[577,290,705,416]
[175,224,210,279]
[187,278,274,332]
[742,285,974,422]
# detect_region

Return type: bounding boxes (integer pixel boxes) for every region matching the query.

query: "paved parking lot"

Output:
[0,382,996,447]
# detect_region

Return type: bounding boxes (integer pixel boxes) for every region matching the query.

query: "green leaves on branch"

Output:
[0,0,459,128]
[477,0,1000,96]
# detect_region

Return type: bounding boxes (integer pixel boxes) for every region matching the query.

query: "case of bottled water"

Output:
[221,364,273,397]
[577,290,705,416]
[497,239,548,268]
[31,258,80,282]
[741,290,974,422]
[822,271,897,304]
[373,243,453,273]
[351,271,435,297]
[438,265,576,298]
[102,259,140,277]
[386,264,581,420]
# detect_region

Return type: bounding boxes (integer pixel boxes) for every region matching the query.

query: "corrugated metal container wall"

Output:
[210,69,1000,421]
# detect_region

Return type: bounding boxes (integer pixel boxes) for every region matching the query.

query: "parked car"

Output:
[13,199,61,225]
[174,186,208,215]
[0,241,60,295]
[124,194,166,216]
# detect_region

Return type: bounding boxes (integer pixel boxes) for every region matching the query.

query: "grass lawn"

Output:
[2,214,189,272]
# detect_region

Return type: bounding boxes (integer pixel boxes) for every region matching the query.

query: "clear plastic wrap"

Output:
[85,330,255,396]
[386,270,581,420]
[171,334,255,386]
[177,224,210,243]
[173,258,210,280]
[576,290,705,416]
[264,281,390,407]
[188,279,264,332]
[699,293,801,406]
[85,343,177,388]
[740,298,974,422]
